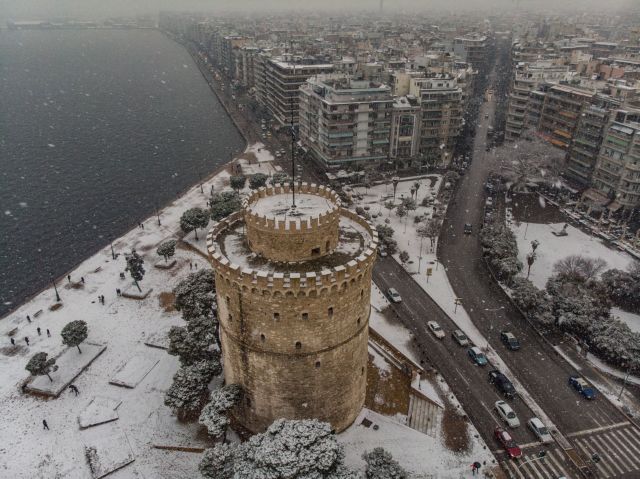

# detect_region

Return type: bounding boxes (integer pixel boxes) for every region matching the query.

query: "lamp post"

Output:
[618,360,631,401]
[110,242,116,260]
[155,203,161,226]
[50,274,61,303]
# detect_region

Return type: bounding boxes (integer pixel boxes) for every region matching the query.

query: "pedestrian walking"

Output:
[190,262,193,270]
[43,419,49,430]
[141,223,144,230]
[194,263,198,270]
[24,337,29,346]
[26,315,31,323]
[116,288,121,297]
[10,338,15,346]
[37,327,41,336]
[69,384,79,396]
[81,277,85,284]
[67,274,71,283]
[46,329,51,337]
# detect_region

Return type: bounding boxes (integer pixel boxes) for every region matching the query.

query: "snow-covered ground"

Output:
[1,148,492,478]
[509,220,634,289]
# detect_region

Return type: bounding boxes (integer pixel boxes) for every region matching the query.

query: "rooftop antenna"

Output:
[290,94,296,208]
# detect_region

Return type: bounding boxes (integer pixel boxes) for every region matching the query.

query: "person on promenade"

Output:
[43,420,49,430]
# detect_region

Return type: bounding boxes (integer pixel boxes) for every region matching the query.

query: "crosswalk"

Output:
[571,424,640,478]
[500,447,572,479]
[499,424,640,479]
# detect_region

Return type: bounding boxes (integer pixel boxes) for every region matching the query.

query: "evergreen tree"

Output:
[180,207,210,240]
[363,448,407,479]
[125,249,146,292]
[199,384,242,441]
[269,172,290,186]
[229,175,247,193]
[376,224,398,254]
[199,419,356,478]
[173,269,217,320]
[249,173,268,190]
[199,444,235,479]
[156,239,177,263]
[210,191,242,221]
[61,320,88,353]
[25,352,57,382]
[399,251,409,264]
[168,316,219,366]
[164,359,220,421]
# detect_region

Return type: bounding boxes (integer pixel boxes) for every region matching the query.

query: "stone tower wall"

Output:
[207,208,377,433]
[243,183,341,262]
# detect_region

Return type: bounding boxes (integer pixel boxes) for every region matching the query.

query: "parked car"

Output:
[387,288,402,303]
[495,400,520,428]
[569,376,596,399]
[489,370,516,398]
[427,321,445,339]
[527,417,553,444]
[464,223,473,234]
[451,329,469,346]
[500,331,521,351]
[468,346,488,366]
[378,247,388,257]
[494,426,522,458]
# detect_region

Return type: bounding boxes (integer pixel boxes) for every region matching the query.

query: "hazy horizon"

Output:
[1,0,637,21]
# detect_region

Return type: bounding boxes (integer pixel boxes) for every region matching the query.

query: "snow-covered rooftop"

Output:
[247,193,335,222]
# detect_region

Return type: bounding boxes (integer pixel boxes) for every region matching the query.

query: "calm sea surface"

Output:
[0,29,245,317]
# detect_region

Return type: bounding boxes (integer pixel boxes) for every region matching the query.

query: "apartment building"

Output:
[258,56,335,126]
[565,105,609,186]
[505,63,571,141]
[538,84,596,149]
[592,119,640,212]
[389,96,421,166]
[452,35,488,68]
[409,74,464,166]
[298,75,394,169]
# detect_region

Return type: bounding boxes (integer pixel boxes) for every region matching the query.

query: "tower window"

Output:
[260,334,265,342]
[311,247,321,255]
[315,361,321,369]
[357,317,361,325]
[328,307,334,318]
[361,366,365,375]
[326,240,330,251]
[295,341,302,349]
[273,312,280,321]
[301,312,309,321]
[361,289,364,298]
[229,314,233,322]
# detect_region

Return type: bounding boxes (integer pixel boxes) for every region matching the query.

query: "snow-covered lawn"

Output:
[510,220,634,289]
[508,219,640,333]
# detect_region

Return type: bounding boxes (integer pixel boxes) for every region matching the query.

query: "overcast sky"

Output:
[1,0,636,20]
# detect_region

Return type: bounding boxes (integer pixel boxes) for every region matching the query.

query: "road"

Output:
[432,53,640,478]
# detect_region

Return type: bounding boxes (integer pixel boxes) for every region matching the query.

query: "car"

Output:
[464,223,473,234]
[494,426,522,458]
[468,346,488,366]
[527,417,553,444]
[377,247,388,257]
[451,329,469,346]
[427,321,445,339]
[489,370,516,398]
[495,400,520,428]
[569,376,596,399]
[387,288,402,303]
[485,113,489,119]
[500,331,521,351]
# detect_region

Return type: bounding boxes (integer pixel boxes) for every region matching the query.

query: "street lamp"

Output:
[618,359,631,401]
[50,273,61,303]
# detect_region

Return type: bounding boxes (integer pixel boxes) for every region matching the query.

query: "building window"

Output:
[302,312,309,321]
[295,341,302,349]
[360,289,364,298]
[229,314,233,322]
[326,240,330,251]
[273,312,280,321]
[328,307,334,318]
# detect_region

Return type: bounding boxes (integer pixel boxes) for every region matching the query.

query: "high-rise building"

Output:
[299,75,394,169]
[539,84,596,149]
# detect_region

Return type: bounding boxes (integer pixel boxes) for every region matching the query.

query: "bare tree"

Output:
[492,132,564,192]
[553,255,607,282]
